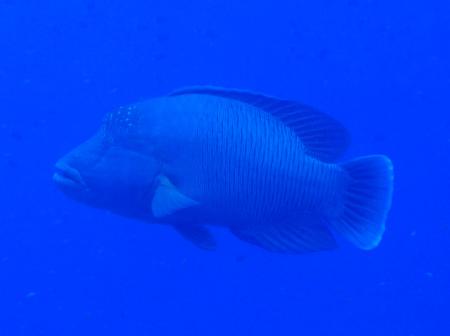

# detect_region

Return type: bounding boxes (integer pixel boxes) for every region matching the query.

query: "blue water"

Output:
[1,1,449,335]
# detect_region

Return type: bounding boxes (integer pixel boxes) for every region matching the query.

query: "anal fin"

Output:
[230,215,337,254]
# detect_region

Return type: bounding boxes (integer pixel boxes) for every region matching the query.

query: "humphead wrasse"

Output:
[54,87,393,253]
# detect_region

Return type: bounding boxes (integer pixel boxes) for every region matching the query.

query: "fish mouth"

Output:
[53,163,87,191]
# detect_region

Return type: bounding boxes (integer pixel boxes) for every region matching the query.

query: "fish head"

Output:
[54,106,161,218]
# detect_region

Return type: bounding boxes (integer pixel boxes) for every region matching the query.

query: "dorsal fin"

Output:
[170,86,350,162]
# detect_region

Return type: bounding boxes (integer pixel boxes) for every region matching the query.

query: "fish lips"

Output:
[53,162,88,193]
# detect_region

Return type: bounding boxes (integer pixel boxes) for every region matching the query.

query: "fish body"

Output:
[54,87,393,253]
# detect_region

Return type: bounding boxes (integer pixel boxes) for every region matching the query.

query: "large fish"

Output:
[53,87,393,253]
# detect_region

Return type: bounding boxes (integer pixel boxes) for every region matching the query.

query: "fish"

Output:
[53,86,394,253]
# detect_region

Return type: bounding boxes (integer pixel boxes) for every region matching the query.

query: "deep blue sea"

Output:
[1,1,449,335]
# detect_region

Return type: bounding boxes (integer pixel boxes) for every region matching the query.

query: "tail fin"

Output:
[330,155,394,250]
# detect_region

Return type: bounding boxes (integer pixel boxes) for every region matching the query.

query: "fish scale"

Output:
[175,95,337,225]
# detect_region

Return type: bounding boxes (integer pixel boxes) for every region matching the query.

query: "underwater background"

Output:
[1,0,449,335]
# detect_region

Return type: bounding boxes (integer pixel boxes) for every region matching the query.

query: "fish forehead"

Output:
[104,94,271,134]
[100,94,294,154]
[101,98,176,137]
[102,103,142,140]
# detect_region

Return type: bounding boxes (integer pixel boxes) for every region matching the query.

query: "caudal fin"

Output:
[330,155,394,250]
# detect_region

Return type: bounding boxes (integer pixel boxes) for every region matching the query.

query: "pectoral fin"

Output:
[151,175,198,218]
[173,224,216,250]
